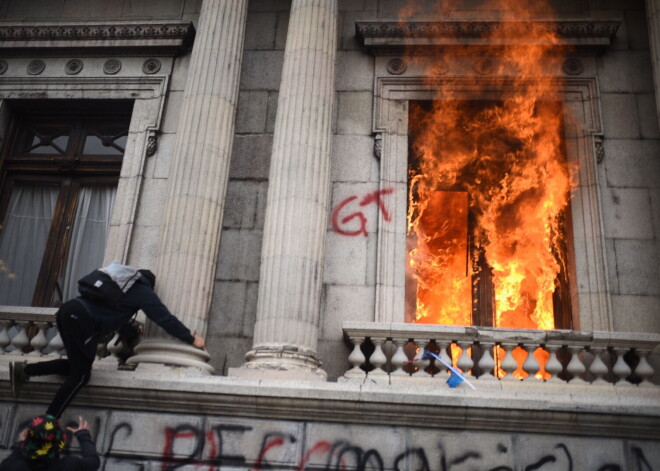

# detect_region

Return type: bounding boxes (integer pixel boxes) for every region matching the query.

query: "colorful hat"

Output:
[19,415,67,460]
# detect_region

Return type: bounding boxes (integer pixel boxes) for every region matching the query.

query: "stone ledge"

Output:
[0,21,196,57]
[1,366,658,440]
[355,19,622,53]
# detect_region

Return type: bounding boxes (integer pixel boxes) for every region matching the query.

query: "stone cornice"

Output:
[0,21,195,56]
[356,19,621,53]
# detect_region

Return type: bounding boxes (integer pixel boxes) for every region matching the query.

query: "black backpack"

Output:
[77,269,139,308]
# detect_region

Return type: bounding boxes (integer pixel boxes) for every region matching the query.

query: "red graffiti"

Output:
[252,437,285,471]
[204,429,217,471]
[297,440,332,471]
[331,188,394,237]
[161,428,198,470]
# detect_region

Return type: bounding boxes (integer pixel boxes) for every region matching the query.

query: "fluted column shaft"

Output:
[647,0,660,130]
[238,0,337,380]
[130,0,248,372]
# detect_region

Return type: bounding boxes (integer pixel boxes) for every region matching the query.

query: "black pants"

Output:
[24,299,98,418]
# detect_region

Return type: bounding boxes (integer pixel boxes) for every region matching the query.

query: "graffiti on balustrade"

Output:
[40,420,652,471]
[331,188,394,237]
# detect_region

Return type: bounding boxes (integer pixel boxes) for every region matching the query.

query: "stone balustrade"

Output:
[342,322,660,386]
[0,308,130,365]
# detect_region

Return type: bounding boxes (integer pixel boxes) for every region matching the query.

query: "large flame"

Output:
[405,1,575,332]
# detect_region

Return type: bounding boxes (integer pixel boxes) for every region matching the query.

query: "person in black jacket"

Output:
[9,265,205,418]
[0,414,100,471]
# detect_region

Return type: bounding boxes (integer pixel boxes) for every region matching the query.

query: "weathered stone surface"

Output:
[274,11,290,50]
[601,93,641,138]
[597,51,655,93]
[209,281,248,336]
[323,231,368,285]
[321,285,375,339]
[626,8,650,51]
[242,282,259,336]
[160,90,184,134]
[222,180,261,229]
[244,12,278,50]
[604,139,660,188]
[235,90,269,133]
[240,51,285,90]
[331,135,378,182]
[601,187,655,239]
[266,91,280,132]
[121,0,184,18]
[134,177,169,226]
[612,294,660,332]
[127,224,159,269]
[149,132,176,180]
[4,0,65,19]
[605,238,620,294]
[651,188,660,238]
[170,53,191,92]
[316,338,351,381]
[228,134,273,179]
[614,239,660,295]
[637,93,660,138]
[248,0,292,12]
[336,91,374,135]
[61,0,124,18]
[216,229,263,282]
[336,51,375,91]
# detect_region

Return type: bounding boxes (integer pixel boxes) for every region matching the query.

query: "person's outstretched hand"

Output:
[192,331,205,349]
[67,416,89,434]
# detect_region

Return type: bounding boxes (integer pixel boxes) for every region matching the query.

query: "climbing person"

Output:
[9,261,206,418]
[0,414,100,471]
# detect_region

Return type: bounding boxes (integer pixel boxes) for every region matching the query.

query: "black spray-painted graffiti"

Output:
[1,418,656,471]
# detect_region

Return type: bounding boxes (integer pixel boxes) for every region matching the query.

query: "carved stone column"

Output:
[230,0,338,381]
[647,0,660,129]
[128,0,248,372]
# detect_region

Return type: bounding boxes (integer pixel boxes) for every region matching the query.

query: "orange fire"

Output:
[405,1,575,333]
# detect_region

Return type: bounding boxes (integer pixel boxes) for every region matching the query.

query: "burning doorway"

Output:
[406,98,576,331]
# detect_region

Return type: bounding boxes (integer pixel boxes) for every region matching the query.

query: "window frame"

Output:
[371,68,611,332]
[0,106,131,306]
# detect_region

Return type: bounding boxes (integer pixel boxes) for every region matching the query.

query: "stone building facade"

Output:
[0,0,659,469]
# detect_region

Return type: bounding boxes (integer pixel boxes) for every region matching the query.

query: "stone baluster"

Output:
[566,345,587,384]
[232,0,338,381]
[435,340,452,377]
[634,348,655,386]
[0,321,10,352]
[28,323,49,356]
[544,345,564,382]
[499,342,519,381]
[368,337,388,379]
[588,346,609,384]
[412,339,431,377]
[521,344,541,381]
[457,341,474,376]
[477,342,496,380]
[48,331,64,356]
[129,0,249,373]
[612,347,632,385]
[344,336,366,380]
[390,338,410,376]
[11,322,30,354]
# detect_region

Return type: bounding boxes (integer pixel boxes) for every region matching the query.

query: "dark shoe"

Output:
[9,361,28,399]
